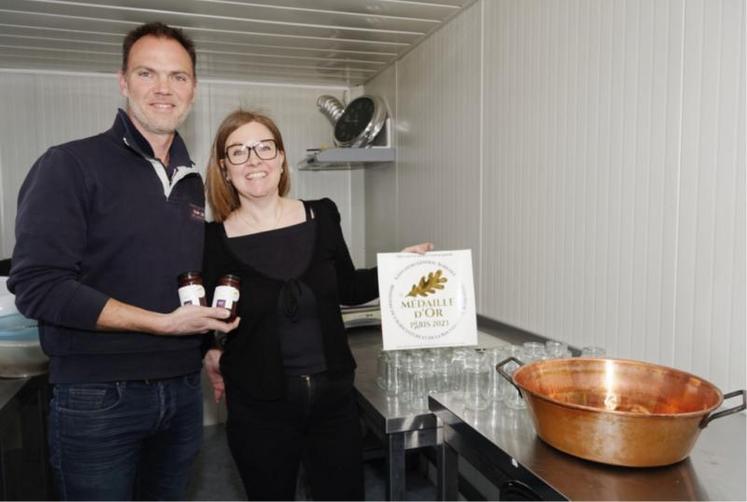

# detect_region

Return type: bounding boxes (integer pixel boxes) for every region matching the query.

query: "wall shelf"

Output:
[297,147,395,171]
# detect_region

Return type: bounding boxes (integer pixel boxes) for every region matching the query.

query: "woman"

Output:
[202,109,431,501]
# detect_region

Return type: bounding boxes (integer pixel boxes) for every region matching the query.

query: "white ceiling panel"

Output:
[0,0,476,86]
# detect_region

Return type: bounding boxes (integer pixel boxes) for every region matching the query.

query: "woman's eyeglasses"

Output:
[223,139,278,165]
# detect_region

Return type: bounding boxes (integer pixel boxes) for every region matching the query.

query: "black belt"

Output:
[138,373,196,384]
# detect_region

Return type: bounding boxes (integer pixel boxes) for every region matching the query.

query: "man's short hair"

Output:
[121,22,196,77]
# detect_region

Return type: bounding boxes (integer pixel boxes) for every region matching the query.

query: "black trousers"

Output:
[225,372,364,501]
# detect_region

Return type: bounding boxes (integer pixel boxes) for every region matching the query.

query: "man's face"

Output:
[118,35,196,139]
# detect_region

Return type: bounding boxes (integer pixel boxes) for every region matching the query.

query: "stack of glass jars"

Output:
[484,346,511,403]
[502,345,527,410]
[581,346,606,357]
[544,340,568,358]
[450,348,472,392]
[376,350,389,390]
[377,346,484,411]
[385,350,406,397]
[377,339,594,413]
[408,356,430,411]
[463,349,489,410]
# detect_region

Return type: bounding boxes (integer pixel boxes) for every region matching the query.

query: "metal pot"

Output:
[497,356,745,467]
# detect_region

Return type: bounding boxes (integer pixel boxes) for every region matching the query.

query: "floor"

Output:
[186,425,438,501]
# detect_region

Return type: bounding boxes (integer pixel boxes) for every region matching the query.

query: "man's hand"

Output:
[96,298,240,335]
[158,305,240,335]
[204,348,225,403]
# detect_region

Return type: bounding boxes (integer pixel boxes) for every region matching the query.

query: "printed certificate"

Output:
[377,249,477,350]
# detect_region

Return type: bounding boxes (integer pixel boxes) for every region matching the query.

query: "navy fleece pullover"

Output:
[8,109,206,383]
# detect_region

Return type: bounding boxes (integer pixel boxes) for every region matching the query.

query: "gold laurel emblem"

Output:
[406,269,448,297]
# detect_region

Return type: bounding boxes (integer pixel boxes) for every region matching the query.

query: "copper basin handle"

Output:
[699,389,746,429]
[496,357,525,397]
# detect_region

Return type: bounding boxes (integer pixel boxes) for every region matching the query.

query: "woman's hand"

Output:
[401,242,434,254]
[204,348,225,403]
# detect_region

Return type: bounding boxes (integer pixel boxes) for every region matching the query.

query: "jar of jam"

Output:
[212,274,240,322]
[177,271,207,306]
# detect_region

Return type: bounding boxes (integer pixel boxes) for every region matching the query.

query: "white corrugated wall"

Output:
[364,0,746,392]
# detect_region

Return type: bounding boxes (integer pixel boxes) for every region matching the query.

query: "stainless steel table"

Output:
[430,392,747,501]
[349,327,440,501]
[348,326,509,500]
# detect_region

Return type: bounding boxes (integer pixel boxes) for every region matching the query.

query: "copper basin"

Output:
[497,357,745,467]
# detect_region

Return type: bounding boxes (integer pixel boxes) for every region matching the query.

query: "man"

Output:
[8,22,237,501]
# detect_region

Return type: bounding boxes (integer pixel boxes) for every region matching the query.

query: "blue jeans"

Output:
[48,373,203,501]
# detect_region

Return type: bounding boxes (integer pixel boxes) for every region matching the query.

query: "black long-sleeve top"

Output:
[203,198,378,400]
[226,203,327,375]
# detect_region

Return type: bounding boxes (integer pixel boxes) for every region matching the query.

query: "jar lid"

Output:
[221,274,241,283]
[178,271,202,282]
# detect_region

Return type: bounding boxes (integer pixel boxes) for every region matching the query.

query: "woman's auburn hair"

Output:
[206,109,290,222]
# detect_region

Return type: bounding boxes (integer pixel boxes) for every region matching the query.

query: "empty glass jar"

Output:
[484,346,510,402]
[398,351,418,402]
[408,357,430,412]
[431,357,451,394]
[463,350,489,410]
[544,340,568,359]
[385,351,405,397]
[581,346,606,357]
[376,350,389,390]
[449,348,470,393]
[503,345,527,410]
[522,341,547,362]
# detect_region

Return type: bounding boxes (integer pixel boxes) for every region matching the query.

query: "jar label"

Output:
[178,284,206,306]
[212,285,240,309]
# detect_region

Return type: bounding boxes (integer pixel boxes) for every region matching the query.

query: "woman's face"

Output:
[222,121,285,201]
